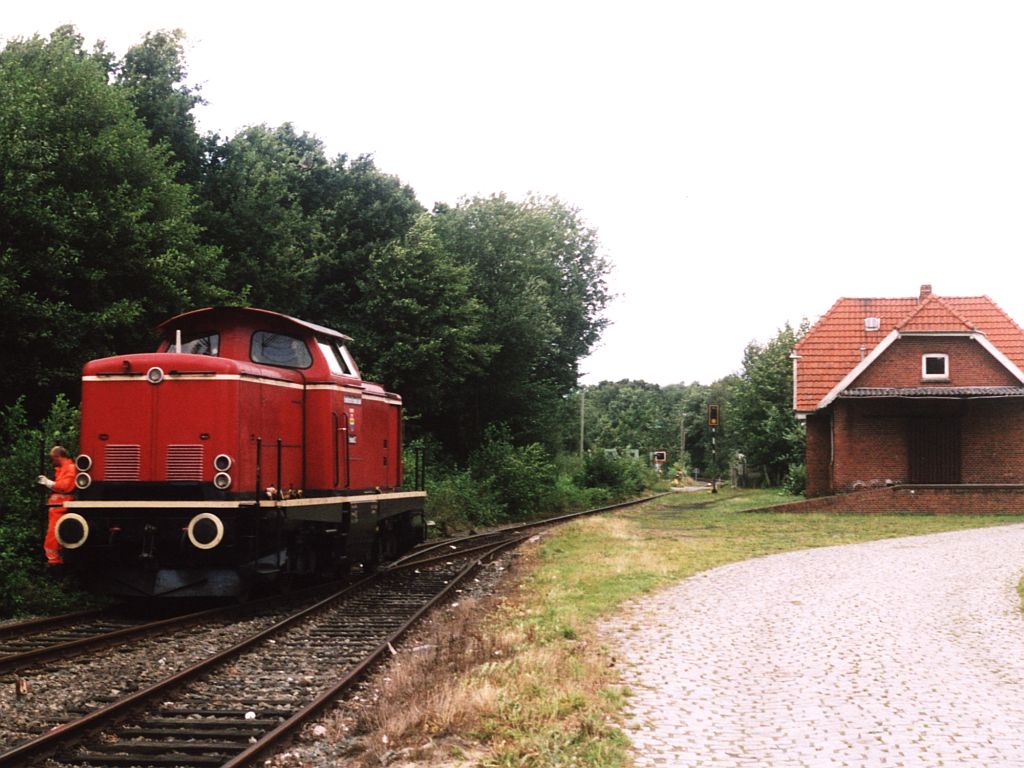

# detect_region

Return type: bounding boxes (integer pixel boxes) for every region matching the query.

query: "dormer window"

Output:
[864,317,881,331]
[922,353,949,381]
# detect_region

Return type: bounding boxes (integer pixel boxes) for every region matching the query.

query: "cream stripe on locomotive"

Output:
[81,374,397,403]
[66,491,427,510]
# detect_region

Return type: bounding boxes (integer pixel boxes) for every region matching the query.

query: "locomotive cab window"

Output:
[317,339,354,376]
[164,333,219,356]
[251,331,312,369]
[922,353,949,381]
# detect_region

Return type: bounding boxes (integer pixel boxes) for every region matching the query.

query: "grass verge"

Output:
[333,488,1024,767]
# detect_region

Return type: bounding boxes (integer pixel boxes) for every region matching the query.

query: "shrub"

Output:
[469,426,557,520]
[425,469,503,534]
[0,395,88,616]
[782,462,806,495]
[579,451,656,497]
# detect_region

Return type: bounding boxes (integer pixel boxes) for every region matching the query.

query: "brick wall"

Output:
[806,397,1024,494]
[831,400,910,491]
[761,484,1024,515]
[961,400,1024,483]
[804,412,831,497]
[852,336,1018,389]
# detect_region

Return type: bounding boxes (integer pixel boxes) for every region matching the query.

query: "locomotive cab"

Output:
[63,307,426,598]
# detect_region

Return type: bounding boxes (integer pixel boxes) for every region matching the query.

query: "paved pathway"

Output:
[599,525,1024,766]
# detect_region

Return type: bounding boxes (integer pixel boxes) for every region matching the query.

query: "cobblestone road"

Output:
[599,525,1024,766]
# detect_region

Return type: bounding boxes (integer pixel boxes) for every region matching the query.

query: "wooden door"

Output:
[909,417,961,484]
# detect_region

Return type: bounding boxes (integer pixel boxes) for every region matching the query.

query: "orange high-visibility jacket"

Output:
[47,458,76,507]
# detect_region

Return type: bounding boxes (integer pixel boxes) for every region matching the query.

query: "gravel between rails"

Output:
[263,550,523,767]
[0,601,323,752]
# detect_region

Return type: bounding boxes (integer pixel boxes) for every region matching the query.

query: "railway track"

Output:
[0,605,223,676]
[0,584,348,677]
[0,545,514,768]
[0,493,663,767]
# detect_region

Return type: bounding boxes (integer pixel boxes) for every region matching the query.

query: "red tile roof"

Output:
[793,292,1024,412]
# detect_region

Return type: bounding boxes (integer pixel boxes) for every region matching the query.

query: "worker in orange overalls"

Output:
[37,445,76,567]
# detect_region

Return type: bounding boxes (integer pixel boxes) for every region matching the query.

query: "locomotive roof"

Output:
[157,307,354,343]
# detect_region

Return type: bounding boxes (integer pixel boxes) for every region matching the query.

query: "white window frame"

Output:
[921,353,949,381]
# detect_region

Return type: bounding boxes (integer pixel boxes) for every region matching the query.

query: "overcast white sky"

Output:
[7,2,1024,386]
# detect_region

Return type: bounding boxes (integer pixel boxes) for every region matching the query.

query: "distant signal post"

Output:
[708,404,720,493]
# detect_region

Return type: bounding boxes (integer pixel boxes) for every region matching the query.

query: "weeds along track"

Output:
[0,494,662,767]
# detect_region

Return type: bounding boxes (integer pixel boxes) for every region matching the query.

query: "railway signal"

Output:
[707,403,720,493]
[708,403,720,427]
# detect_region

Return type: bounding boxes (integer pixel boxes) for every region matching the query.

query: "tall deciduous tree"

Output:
[198,126,423,323]
[0,27,231,416]
[117,29,206,183]
[730,322,807,485]
[199,124,328,312]
[433,194,611,450]
[350,213,493,434]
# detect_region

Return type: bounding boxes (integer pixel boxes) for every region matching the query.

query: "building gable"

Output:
[793,287,1024,414]
[850,336,1020,390]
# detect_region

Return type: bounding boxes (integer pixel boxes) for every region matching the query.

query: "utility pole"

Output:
[679,414,686,478]
[579,389,585,459]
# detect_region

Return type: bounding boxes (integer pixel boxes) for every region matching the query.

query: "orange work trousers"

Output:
[44,505,64,565]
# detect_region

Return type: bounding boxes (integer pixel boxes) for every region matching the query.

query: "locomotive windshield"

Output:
[316,338,356,376]
[251,331,313,368]
[165,333,220,356]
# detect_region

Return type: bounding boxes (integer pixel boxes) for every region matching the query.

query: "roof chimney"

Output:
[919,284,932,302]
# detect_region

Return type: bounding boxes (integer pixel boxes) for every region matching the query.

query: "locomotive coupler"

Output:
[140,523,158,566]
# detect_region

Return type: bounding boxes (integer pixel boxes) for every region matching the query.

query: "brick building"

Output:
[793,285,1024,500]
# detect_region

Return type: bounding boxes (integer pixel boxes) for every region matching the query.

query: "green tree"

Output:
[0,27,231,416]
[582,380,678,460]
[199,124,327,312]
[350,213,494,435]
[433,194,611,451]
[198,127,423,323]
[730,322,808,485]
[117,29,206,183]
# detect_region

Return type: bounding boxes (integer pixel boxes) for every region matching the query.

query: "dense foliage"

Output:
[0,27,805,615]
[0,27,231,417]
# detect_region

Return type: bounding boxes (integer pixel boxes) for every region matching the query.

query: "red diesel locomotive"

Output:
[56,307,426,598]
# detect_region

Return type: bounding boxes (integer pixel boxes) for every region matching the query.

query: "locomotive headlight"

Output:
[75,454,92,472]
[213,472,232,490]
[213,454,232,472]
[146,366,165,385]
[55,513,90,549]
[75,472,92,490]
[187,512,224,550]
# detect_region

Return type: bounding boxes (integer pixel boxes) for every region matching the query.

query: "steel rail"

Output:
[0,581,344,675]
[389,491,671,568]
[0,576,375,767]
[0,606,110,640]
[221,536,524,768]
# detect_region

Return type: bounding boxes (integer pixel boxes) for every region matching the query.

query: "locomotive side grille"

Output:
[105,444,141,481]
[167,444,204,481]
